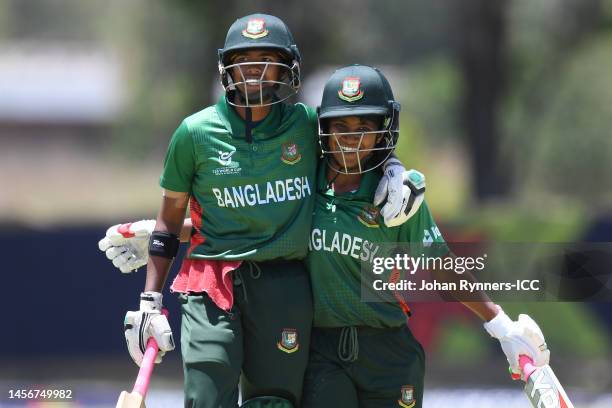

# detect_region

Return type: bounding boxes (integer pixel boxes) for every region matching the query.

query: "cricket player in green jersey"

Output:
[98,14,419,408]
[300,64,552,408]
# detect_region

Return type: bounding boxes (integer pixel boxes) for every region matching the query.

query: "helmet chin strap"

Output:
[245,106,253,144]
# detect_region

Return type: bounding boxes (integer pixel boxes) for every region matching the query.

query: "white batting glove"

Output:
[374,163,426,227]
[98,220,155,273]
[484,307,550,380]
[124,292,175,367]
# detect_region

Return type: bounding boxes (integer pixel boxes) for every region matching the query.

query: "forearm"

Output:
[461,299,498,322]
[144,191,189,292]
[430,255,498,321]
[145,256,174,292]
[452,269,498,321]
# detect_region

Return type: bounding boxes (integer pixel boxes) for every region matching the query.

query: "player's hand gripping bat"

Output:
[518,355,575,408]
[116,309,168,408]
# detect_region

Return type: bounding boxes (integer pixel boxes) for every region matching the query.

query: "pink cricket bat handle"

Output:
[518,355,537,381]
[132,337,159,397]
[132,309,168,397]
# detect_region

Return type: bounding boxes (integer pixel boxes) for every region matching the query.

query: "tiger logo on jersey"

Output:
[398,385,416,408]
[281,142,302,164]
[277,328,299,353]
[338,77,364,102]
[242,18,269,39]
[358,205,380,228]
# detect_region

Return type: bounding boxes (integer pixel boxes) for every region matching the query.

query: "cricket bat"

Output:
[116,309,169,408]
[518,355,575,408]
[116,336,159,408]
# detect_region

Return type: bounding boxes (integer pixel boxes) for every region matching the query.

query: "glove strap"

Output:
[405,169,426,194]
[140,291,163,312]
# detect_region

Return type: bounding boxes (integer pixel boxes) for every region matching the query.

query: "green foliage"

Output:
[436,320,487,363]
[527,35,612,204]
[437,302,611,362]
[397,57,462,147]
[453,205,586,242]
[500,302,610,358]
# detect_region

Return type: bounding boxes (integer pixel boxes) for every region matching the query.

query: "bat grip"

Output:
[132,309,168,397]
[519,355,537,381]
[132,337,159,397]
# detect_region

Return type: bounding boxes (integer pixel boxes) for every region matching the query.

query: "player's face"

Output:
[229,49,283,96]
[327,116,382,172]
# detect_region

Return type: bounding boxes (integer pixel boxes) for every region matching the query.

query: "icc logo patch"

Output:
[338,76,364,102]
[281,142,302,165]
[277,328,299,353]
[398,385,416,408]
[358,205,380,228]
[212,149,241,175]
[242,18,269,39]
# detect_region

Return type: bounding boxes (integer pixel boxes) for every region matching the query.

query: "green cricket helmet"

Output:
[218,14,301,107]
[318,64,400,174]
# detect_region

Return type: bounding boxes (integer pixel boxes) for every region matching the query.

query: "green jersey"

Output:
[160,96,318,261]
[306,165,448,328]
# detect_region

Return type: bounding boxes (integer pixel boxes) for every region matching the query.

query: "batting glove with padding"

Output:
[124,292,175,367]
[374,163,426,227]
[484,306,550,381]
[98,219,155,273]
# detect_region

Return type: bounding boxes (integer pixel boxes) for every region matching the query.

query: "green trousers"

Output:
[302,325,425,408]
[180,260,313,408]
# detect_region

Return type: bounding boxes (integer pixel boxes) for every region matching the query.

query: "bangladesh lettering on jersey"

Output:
[159,96,319,261]
[309,228,380,263]
[211,176,311,208]
[306,165,448,328]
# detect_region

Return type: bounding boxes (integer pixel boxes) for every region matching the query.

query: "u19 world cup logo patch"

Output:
[358,205,380,228]
[281,142,302,165]
[338,77,364,102]
[277,328,299,353]
[242,18,269,39]
[398,385,416,408]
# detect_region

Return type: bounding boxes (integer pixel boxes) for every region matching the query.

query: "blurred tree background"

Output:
[2,0,611,213]
[1,0,611,392]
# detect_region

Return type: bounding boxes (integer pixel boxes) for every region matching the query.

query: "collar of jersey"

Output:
[215,95,282,139]
[317,163,380,201]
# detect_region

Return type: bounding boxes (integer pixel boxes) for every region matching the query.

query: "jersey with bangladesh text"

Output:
[160,96,318,261]
[306,165,448,328]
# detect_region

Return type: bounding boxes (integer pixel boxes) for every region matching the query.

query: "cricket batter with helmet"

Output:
[100,13,420,408]
[297,64,553,407]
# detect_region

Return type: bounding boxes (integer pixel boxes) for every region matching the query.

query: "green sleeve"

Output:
[304,104,318,127]
[303,104,320,154]
[159,120,195,193]
[402,200,449,256]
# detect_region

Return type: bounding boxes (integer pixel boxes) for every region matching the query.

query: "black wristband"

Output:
[148,231,180,259]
